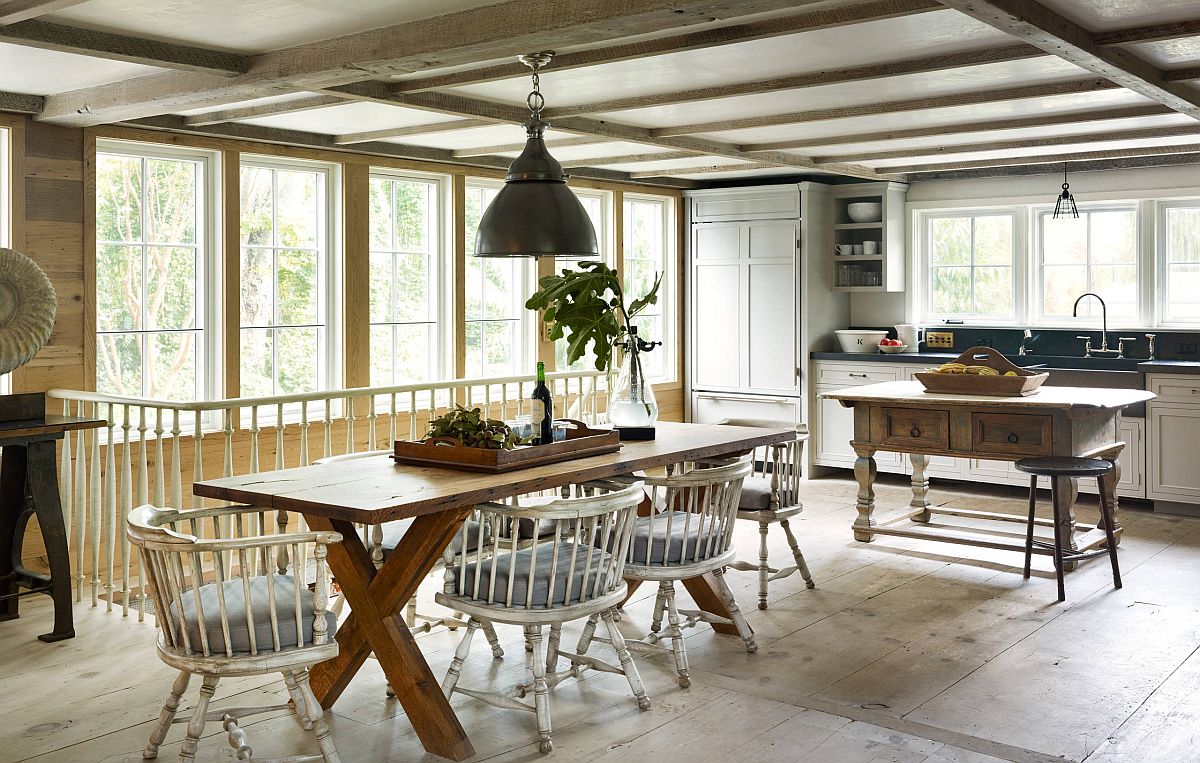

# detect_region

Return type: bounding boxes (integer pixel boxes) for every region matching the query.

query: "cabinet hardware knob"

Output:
[910,427,921,438]
[849,373,867,378]
[1007,433,1018,444]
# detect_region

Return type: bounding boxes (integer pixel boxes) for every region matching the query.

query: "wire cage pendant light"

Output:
[1053,162,1079,220]
[473,52,599,259]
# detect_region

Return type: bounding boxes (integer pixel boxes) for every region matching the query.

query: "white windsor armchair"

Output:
[128,504,342,763]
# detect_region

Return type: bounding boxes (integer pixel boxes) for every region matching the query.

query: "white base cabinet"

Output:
[811,360,1147,499]
[1147,374,1200,504]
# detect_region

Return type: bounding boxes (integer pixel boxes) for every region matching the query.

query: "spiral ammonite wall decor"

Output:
[0,248,56,376]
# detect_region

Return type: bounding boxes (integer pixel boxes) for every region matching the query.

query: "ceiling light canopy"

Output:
[474,52,599,259]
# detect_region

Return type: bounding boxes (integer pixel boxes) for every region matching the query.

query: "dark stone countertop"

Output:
[1137,360,1200,375]
[811,351,961,364]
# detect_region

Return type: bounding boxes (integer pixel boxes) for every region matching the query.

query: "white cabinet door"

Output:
[1079,417,1144,499]
[1148,404,1200,501]
[691,393,799,425]
[692,263,741,389]
[747,261,796,392]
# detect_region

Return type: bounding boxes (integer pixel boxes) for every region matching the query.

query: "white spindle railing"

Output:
[48,370,605,620]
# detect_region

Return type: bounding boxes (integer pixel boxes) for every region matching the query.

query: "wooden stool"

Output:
[1015,457,1122,603]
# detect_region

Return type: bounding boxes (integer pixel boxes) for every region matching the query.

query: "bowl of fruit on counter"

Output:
[877,338,908,354]
[914,346,1048,396]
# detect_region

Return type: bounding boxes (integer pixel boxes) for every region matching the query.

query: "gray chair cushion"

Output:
[737,476,774,511]
[626,513,722,565]
[455,544,616,608]
[379,518,490,558]
[170,575,337,655]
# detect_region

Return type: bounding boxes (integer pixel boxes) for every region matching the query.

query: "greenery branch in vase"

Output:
[525,261,661,431]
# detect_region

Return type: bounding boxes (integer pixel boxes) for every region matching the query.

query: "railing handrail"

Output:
[48,368,605,411]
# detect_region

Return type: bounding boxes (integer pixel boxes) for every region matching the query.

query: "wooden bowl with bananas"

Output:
[915,346,1048,397]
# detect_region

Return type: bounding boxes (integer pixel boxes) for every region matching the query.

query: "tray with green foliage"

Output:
[393,410,621,473]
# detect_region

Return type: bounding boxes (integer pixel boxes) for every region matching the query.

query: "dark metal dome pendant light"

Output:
[1053,162,1079,220]
[474,51,599,258]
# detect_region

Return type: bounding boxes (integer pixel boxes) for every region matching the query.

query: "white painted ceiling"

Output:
[0,0,1195,183]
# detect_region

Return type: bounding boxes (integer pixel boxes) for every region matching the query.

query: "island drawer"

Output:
[971,413,1052,456]
[875,407,949,450]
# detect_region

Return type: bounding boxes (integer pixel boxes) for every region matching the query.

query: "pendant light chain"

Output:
[527,61,544,119]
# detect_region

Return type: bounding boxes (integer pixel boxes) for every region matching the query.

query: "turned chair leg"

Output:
[649,584,667,633]
[180,674,219,762]
[546,622,562,673]
[481,618,505,658]
[294,669,341,763]
[713,567,757,653]
[756,521,771,610]
[661,581,690,688]
[144,670,190,759]
[576,613,600,655]
[283,670,313,729]
[602,610,651,710]
[1023,475,1037,580]
[526,625,553,754]
[779,518,814,590]
[443,617,481,695]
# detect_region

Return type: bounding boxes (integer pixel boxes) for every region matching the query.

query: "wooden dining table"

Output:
[193,420,794,761]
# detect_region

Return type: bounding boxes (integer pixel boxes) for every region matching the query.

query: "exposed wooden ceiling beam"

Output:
[1164,66,1200,82]
[561,151,691,168]
[122,114,702,189]
[1094,18,1200,46]
[333,119,495,145]
[910,152,1200,181]
[0,20,248,74]
[392,0,944,92]
[651,78,1122,137]
[815,123,1200,163]
[0,90,44,113]
[938,0,1200,119]
[742,103,1174,152]
[891,142,1200,174]
[543,44,1043,118]
[631,162,780,177]
[182,95,347,126]
[36,0,832,126]
[0,0,87,24]
[326,83,898,181]
[451,136,607,158]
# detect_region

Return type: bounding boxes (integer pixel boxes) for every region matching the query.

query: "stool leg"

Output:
[1097,476,1123,590]
[1023,475,1037,579]
[1050,477,1068,603]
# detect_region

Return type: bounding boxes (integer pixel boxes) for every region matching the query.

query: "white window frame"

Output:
[238,154,341,398]
[622,192,678,383]
[95,138,222,403]
[917,208,1021,326]
[0,125,9,395]
[367,167,452,385]
[1156,199,1200,326]
[1031,202,1144,326]
[463,177,537,379]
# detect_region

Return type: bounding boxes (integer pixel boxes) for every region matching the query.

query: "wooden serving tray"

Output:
[392,419,621,473]
[915,346,1048,397]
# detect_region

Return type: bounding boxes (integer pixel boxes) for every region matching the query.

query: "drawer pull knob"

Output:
[1007,433,1018,444]
[910,427,921,438]
[849,373,867,378]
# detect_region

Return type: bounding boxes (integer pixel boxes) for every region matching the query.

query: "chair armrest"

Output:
[189,530,342,553]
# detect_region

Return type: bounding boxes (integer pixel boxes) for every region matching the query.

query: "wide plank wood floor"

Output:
[2,474,1198,763]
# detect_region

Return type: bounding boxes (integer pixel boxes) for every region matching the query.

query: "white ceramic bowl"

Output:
[877,343,908,354]
[835,329,889,353]
[846,202,883,223]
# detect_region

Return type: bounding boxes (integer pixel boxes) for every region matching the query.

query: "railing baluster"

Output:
[367,394,378,451]
[153,407,165,507]
[88,403,102,606]
[222,408,234,478]
[275,403,286,471]
[299,402,310,467]
[170,409,182,510]
[137,405,149,506]
[323,404,332,460]
[104,403,117,612]
[193,410,204,510]
[72,401,86,602]
[59,400,73,566]
[248,406,260,474]
[345,394,356,454]
[120,404,133,616]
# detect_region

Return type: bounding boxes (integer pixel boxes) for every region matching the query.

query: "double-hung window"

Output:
[1161,202,1200,322]
[623,194,676,382]
[1036,207,1138,321]
[95,141,215,401]
[368,170,446,386]
[463,179,535,378]
[922,212,1016,323]
[239,157,338,397]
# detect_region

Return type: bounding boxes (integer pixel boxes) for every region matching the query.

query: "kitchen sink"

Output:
[1034,362,1146,416]
[1017,354,1141,372]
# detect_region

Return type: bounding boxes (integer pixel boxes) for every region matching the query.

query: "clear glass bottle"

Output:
[607,327,658,427]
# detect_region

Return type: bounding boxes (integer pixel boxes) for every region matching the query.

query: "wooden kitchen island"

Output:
[820,382,1154,565]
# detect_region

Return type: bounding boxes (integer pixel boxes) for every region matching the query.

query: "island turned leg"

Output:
[909,453,932,523]
[1093,442,1125,544]
[853,446,878,542]
[1053,475,1082,572]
